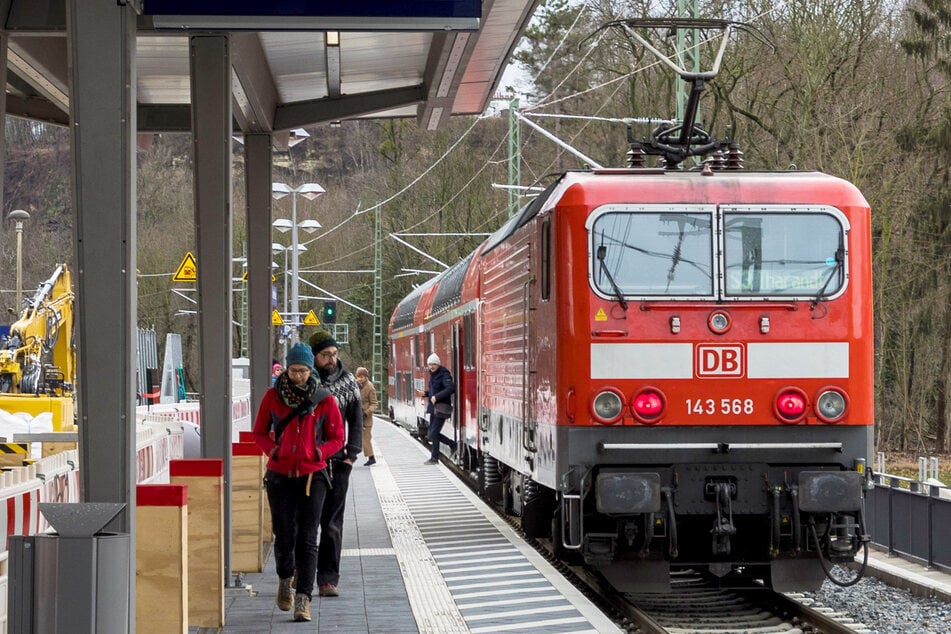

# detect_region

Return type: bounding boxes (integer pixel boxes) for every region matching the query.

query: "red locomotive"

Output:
[388,20,871,591]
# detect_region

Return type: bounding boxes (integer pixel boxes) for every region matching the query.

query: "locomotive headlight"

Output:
[774,387,808,423]
[708,310,732,334]
[631,387,666,424]
[815,388,848,423]
[591,389,624,424]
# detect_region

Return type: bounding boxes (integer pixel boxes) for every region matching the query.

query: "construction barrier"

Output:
[0,386,248,633]
[0,418,185,633]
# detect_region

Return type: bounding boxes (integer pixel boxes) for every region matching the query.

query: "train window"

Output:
[723,212,844,297]
[463,313,475,368]
[540,217,551,301]
[590,210,714,297]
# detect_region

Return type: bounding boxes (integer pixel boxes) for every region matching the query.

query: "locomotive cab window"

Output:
[722,208,847,298]
[587,205,715,299]
[587,204,849,301]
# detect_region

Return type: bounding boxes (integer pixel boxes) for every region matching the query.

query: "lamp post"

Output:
[8,209,30,311]
[271,241,308,358]
[272,182,324,344]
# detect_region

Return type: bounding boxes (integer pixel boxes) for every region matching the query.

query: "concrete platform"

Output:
[194,419,620,633]
[864,547,951,602]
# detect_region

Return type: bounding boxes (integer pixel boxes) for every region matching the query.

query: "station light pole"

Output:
[8,209,30,311]
[271,241,307,359]
[272,182,324,344]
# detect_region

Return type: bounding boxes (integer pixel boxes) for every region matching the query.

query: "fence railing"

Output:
[867,454,951,572]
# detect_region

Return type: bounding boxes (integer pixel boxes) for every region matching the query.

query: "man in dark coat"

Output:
[416,353,457,464]
[309,328,363,598]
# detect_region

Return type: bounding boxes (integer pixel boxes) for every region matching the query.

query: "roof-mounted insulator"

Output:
[627,146,647,168]
[706,150,726,170]
[725,142,744,170]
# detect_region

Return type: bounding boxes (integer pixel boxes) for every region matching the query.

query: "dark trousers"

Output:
[428,415,456,461]
[316,458,353,587]
[265,469,329,598]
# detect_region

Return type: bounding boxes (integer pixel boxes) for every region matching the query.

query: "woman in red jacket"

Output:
[253,342,344,622]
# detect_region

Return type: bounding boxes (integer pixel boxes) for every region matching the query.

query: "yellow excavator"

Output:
[0,264,75,430]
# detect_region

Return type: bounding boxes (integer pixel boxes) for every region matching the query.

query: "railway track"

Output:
[607,571,865,633]
[437,446,866,634]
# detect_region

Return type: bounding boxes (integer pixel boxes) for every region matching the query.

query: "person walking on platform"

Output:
[308,328,363,598]
[355,366,379,466]
[253,343,344,622]
[416,353,457,465]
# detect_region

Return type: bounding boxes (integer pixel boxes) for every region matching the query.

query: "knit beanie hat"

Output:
[308,328,339,354]
[427,353,441,365]
[285,342,315,372]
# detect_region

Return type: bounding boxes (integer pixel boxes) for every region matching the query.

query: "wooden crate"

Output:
[170,459,223,628]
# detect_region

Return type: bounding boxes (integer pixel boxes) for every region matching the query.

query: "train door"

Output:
[411,335,425,435]
[451,321,461,449]
[522,219,541,458]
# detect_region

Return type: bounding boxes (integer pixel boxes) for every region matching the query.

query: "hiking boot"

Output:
[318,583,339,597]
[293,594,311,621]
[364,456,376,466]
[276,577,294,611]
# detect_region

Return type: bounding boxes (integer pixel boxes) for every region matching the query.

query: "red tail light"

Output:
[774,388,807,423]
[631,388,665,424]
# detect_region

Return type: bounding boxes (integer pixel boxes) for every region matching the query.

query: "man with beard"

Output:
[308,328,363,598]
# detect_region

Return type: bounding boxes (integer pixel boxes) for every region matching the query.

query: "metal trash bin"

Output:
[8,503,130,634]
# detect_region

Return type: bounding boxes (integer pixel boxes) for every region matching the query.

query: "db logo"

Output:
[696,344,744,377]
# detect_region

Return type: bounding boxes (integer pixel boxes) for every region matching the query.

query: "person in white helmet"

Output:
[415,353,456,464]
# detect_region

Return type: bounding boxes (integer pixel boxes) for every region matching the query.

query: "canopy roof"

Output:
[3,0,538,138]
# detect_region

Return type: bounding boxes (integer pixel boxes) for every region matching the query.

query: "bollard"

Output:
[170,459,224,628]
[136,484,188,633]
[236,431,271,544]
[231,443,265,572]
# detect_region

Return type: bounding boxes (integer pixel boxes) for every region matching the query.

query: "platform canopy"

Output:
[2,0,539,140]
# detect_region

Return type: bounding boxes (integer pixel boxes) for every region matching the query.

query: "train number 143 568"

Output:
[686,398,754,415]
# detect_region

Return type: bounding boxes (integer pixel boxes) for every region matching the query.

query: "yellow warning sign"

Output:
[303,310,320,326]
[172,252,198,282]
[595,307,608,321]
[271,310,284,326]
[242,271,277,282]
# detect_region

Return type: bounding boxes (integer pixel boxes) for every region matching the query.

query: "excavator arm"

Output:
[0,264,75,397]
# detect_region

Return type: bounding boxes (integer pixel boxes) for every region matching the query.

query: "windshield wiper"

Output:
[810,247,844,310]
[597,244,629,311]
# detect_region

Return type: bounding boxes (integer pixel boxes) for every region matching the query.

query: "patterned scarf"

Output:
[275,373,318,409]
[318,361,359,411]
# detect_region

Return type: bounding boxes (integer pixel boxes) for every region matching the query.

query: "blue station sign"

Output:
[143,1,481,31]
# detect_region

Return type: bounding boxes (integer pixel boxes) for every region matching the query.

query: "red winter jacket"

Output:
[253,387,344,478]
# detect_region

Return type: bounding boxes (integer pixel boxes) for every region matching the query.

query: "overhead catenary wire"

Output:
[303,5,761,273]
[302,0,600,267]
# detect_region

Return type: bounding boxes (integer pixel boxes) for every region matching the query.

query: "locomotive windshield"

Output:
[588,204,848,301]
[591,208,714,296]
[723,212,844,297]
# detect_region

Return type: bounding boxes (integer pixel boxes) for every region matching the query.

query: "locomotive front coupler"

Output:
[710,481,736,556]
